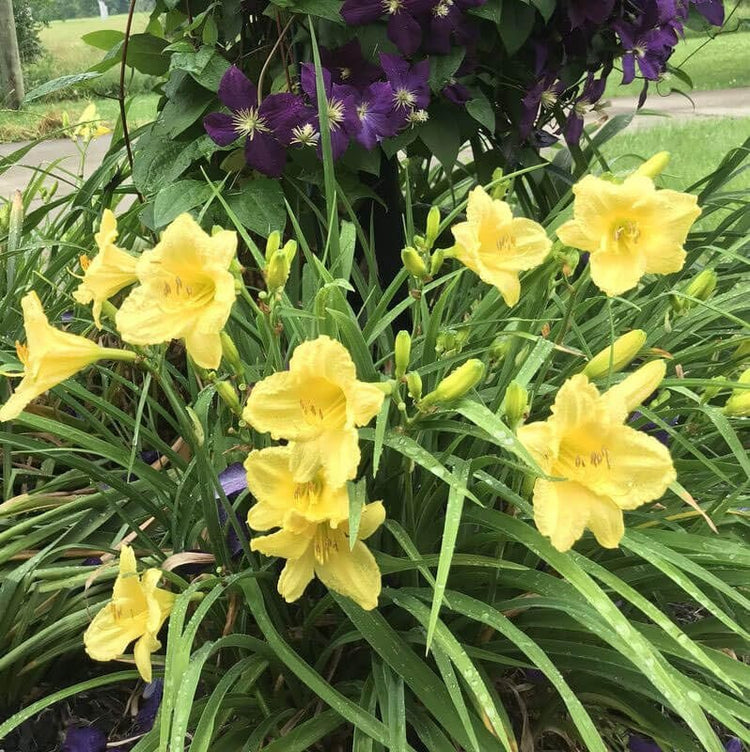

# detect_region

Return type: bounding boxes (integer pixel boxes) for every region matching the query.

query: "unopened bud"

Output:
[633,151,670,179]
[406,371,423,401]
[402,246,428,279]
[504,381,528,428]
[265,231,281,264]
[220,331,243,377]
[420,359,485,408]
[583,330,647,378]
[430,249,445,276]
[215,380,242,415]
[673,269,717,313]
[265,248,291,294]
[606,360,666,413]
[724,368,750,417]
[490,168,508,201]
[425,206,441,247]
[282,239,298,264]
[394,330,411,379]
[489,336,513,361]
[701,376,726,402]
[733,339,750,363]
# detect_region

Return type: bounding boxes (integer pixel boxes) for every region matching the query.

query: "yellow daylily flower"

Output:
[451,186,551,307]
[556,173,701,297]
[245,445,349,530]
[0,291,133,422]
[252,500,385,610]
[71,103,111,142]
[243,336,385,487]
[115,214,238,369]
[83,545,176,682]
[517,362,675,552]
[73,210,138,328]
[724,368,750,417]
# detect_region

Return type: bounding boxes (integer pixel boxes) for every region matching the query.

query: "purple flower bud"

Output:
[63,727,107,752]
[136,679,164,732]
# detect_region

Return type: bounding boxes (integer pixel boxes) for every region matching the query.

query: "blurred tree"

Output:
[0,0,25,108]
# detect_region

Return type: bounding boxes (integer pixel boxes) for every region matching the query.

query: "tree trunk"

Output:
[0,0,24,110]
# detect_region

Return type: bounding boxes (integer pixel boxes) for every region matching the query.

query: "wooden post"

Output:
[0,0,25,110]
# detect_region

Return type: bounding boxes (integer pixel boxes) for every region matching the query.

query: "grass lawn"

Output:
[598,116,750,194]
[604,30,750,100]
[0,95,159,142]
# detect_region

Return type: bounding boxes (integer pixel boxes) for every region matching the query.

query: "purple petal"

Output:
[63,727,107,752]
[301,63,333,102]
[564,112,584,145]
[341,0,383,25]
[724,740,742,752]
[694,0,724,25]
[217,462,248,498]
[387,12,423,56]
[260,93,307,144]
[321,40,381,89]
[204,112,240,146]
[136,679,164,732]
[379,53,410,86]
[218,66,258,112]
[628,736,662,752]
[621,53,636,85]
[245,131,287,177]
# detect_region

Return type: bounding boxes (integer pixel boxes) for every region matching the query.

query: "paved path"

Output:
[1,87,749,198]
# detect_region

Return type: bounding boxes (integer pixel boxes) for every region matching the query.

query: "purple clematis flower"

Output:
[321,40,382,89]
[380,53,431,116]
[300,64,360,160]
[341,0,434,56]
[567,0,616,28]
[520,72,563,139]
[63,727,107,752]
[137,679,164,732]
[443,78,472,105]
[216,463,250,557]
[424,0,485,55]
[564,72,608,144]
[691,0,724,25]
[350,82,402,149]
[203,66,305,177]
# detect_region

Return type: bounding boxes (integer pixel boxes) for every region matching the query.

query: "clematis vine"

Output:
[341,0,434,56]
[204,66,305,177]
[300,64,360,160]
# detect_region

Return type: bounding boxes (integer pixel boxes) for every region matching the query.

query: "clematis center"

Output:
[339,66,352,81]
[540,87,559,108]
[394,87,417,109]
[231,107,270,139]
[356,102,370,121]
[382,0,403,14]
[327,98,346,131]
[406,109,429,126]
[433,0,453,18]
[291,123,320,147]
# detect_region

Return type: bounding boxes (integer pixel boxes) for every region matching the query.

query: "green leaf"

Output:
[531,0,556,20]
[154,180,214,228]
[348,478,366,550]
[82,29,125,51]
[24,72,102,103]
[271,0,343,21]
[466,94,496,132]
[420,114,461,172]
[227,180,287,236]
[126,33,170,76]
[498,0,536,55]
[429,47,465,92]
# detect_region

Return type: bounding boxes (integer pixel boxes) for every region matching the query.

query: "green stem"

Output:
[100,348,138,363]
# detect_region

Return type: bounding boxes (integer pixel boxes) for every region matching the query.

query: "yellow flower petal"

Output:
[605,360,666,415]
[557,173,700,296]
[251,529,314,560]
[549,374,609,434]
[115,214,237,369]
[243,371,315,441]
[516,421,558,473]
[349,382,386,427]
[0,292,106,422]
[84,603,146,662]
[289,427,361,487]
[133,632,160,683]
[533,478,624,551]
[315,533,382,611]
[356,500,386,540]
[277,548,316,602]
[451,186,549,306]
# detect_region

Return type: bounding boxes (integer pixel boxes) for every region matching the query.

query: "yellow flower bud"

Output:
[724,368,750,417]
[406,371,423,401]
[265,231,282,263]
[605,360,666,413]
[283,239,298,265]
[673,269,717,313]
[733,339,750,363]
[220,331,243,376]
[503,381,528,428]
[583,330,647,379]
[402,246,428,279]
[420,359,485,408]
[394,330,411,379]
[489,336,513,361]
[633,151,670,179]
[215,379,242,415]
[425,206,441,247]
[430,248,445,276]
[265,248,291,294]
